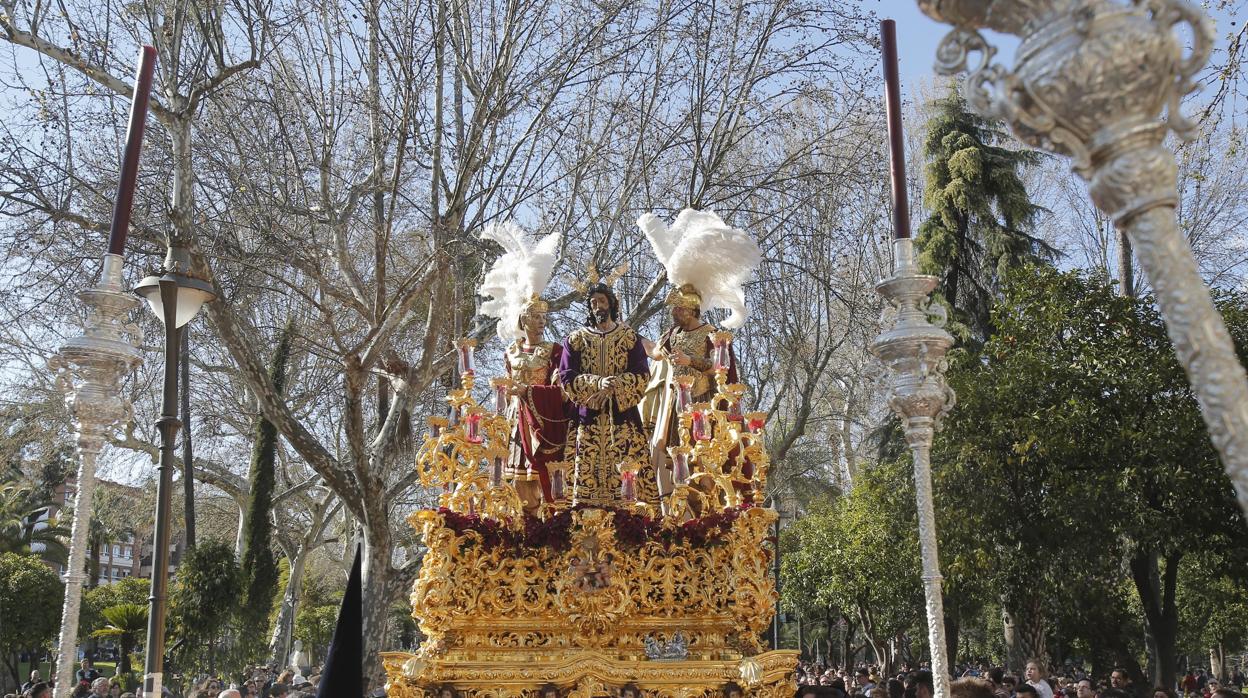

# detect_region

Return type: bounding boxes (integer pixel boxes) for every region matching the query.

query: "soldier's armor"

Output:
[661,323,717,399]
[506,341,557,386]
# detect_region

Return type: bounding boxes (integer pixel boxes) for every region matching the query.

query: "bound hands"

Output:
[671,349,692,367]
[585,376,617,410]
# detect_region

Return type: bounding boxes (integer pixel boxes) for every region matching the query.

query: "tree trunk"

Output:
[362,537,405,693]
[1211,646,1225,682]
[269,549,309,666]
[945,613,960,672]
[1003,598,1047,671]
[1131,550,1181,691]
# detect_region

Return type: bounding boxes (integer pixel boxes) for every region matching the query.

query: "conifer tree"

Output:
[918,86,1055,341]
[239,321,294,656]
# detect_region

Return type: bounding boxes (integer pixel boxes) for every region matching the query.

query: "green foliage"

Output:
[0,483,69,564]
[80,576,150,640]
[239,321,293,661]
[0,552,63,684]
[933,265,1248,676]
[170,540,242,676]
[781,459,921,671]
[917,86,1053,341]
[91,603,147,676]
[292,568,344,663]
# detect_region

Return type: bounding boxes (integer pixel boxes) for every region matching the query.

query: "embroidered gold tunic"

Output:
[558,324,657,506]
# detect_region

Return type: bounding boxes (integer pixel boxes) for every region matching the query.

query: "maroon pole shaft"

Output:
[106,45,158,256]
[880,20,911,240]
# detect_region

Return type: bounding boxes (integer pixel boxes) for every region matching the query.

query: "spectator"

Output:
[27,684,52,698]
[859,669,878,694]
[1155,687,1177,698]
[1026,661,1054,698]
[908,671,935,698]
[89,678,110,698]
[217,691,242,698]
[22,670,42,694]
[1212,689,1238,698]
[77,660,101,685]
[952,679,997,698]
[1110,669,1132,692]
[1205,680,1222,698]
[1003,675,1020,698]
[1016,685,1041,698]
[1076,679,1095,698]
[988,669,1008,698]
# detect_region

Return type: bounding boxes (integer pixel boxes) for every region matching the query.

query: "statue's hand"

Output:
[672,349,692,367]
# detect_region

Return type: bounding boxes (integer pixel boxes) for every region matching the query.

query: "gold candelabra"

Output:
[413,339,524,521]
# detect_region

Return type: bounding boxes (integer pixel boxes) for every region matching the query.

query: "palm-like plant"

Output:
[92,603,148,676]
[0,483,69,563]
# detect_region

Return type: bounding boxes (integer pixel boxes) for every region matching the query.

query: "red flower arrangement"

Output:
[432,503,752,553]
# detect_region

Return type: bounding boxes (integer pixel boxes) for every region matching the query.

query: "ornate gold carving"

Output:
[391,506,789,695]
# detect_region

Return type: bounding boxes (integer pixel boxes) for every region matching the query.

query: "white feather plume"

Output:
[478,222,561,342]
[637,209,762,329]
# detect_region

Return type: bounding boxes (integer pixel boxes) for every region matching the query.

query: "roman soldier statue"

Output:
[637,209,762,509]
[478,223,568,513]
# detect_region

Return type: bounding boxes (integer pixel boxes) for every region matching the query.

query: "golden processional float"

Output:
[381,335,796,698]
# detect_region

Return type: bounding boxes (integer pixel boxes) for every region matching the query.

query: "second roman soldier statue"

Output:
[478,223,568,513]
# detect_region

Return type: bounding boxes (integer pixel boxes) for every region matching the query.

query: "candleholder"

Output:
[619,462,640,503]
[870,235,956,696]
[490,376,512,414]
[668,446,692,485]
[675,375,695,413]
[744,412,766,435]
[456,337,477,376]
[690,404,711,442]
[710,331,733,372]
[49,253,142,698]
[548,461,571,503]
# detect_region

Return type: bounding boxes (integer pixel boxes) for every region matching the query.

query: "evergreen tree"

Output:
[918,85,1055,341]
[239,321,294,659]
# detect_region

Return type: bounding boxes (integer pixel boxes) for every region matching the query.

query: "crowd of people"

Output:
[793,661,1248,698]
[5,661,324,698]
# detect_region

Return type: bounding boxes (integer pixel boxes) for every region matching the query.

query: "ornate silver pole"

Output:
[49,254,141,698]
[48,45,153,697]
[914,0,1248,516]
[871,20,955,695]
[871,242,957,693]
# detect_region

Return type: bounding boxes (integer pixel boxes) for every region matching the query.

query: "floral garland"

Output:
[437,503,751,553]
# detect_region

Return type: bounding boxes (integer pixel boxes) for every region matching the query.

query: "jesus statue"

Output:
[558,281,658,505]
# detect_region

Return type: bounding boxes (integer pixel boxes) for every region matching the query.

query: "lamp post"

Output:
[133,243,215,698]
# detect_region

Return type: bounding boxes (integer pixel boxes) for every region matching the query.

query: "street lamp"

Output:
[133,242,215,698]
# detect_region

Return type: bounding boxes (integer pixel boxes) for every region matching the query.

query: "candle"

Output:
[428,415,447,438]
[490,456,504,487]
[619,463,639,502]
[745,411,767,434]
[490,377,510,414]
[880,19,911,240]
[691,408,710,442]
[668,447,691,484]
[456,338,477,375]
[675,375,695,413]
[108,46,158,257]
[550,463,568,501]
[464,410,483,443]
[711,331,733,372]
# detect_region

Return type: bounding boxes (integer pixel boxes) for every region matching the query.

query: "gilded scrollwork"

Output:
[388,505,790,695]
